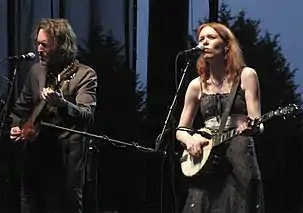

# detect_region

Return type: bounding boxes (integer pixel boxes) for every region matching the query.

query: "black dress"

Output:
[182,88,264,213]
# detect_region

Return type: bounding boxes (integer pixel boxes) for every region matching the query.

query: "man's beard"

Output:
[46,54,70,75]
[39,54,48,66]
[40,53,60,67]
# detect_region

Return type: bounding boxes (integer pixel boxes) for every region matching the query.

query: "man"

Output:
[10,18,97,213]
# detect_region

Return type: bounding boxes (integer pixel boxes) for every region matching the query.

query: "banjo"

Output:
[179,104,298,177]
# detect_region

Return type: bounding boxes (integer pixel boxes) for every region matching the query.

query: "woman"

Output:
[176,22,264,213]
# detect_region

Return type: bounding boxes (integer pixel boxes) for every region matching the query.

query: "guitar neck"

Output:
[214,111,275,146]
[30,99,47,124]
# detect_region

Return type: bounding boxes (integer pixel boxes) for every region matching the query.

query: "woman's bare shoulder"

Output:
[188,77,202,92]
[241,67,258,79]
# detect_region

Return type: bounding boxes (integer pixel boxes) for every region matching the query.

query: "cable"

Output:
[170,130,179,213]
[167,52,184,213]
[159,136,179,213]
[159,143,167,213]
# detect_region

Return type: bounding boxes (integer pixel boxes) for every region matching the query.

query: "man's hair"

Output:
[33,18,78,61]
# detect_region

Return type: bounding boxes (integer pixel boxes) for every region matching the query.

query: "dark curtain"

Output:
[2,1,133,213]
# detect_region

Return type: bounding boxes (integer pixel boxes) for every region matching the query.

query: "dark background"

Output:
[0,0,303,213]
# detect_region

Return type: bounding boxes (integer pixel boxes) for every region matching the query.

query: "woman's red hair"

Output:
[196,22,246,85]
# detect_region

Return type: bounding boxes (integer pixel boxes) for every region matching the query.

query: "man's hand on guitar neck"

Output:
[41,87,67,107]
[10,126,23,141]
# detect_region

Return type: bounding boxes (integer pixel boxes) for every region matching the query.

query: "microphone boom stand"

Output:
[40,121,157,153]
[155,53,192,152]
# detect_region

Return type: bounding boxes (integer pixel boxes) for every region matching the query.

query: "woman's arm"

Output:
[242,67,261,119]
[176,78,201,147]
[240,67,264,134]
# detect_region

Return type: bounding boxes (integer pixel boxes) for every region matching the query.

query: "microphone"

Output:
[8,52,36,61]
[182,44,204,54]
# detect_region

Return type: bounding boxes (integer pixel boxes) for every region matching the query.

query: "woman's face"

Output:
[198,26,226,61]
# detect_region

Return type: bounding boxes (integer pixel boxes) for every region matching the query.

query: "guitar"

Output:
[21,61,79,142]
[180,104,298,177]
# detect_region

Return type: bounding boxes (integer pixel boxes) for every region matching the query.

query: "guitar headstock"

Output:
[273,104,298,118]
[53,60,79,91]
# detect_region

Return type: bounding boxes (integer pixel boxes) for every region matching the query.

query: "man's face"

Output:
[36,29,56,66]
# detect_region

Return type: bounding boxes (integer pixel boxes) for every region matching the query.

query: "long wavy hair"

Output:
[33,18,78,62]
[196,22,246,85]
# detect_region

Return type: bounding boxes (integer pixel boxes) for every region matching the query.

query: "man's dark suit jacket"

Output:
[10,61,98,187]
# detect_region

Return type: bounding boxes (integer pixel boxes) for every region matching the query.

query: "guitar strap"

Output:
[217,70,242,137]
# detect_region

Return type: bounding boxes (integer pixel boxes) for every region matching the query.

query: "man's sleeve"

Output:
[58,68,97,125]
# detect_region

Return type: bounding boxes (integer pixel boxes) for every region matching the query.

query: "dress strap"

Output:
[198,76,203,100]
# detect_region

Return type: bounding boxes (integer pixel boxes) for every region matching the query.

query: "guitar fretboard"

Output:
[213,111,275,147]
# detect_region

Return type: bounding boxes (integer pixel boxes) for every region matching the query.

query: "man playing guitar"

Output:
[10,18,97,213]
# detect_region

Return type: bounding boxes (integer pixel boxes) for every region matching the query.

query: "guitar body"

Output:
[180,128,214,177]
[21,117,40,142]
